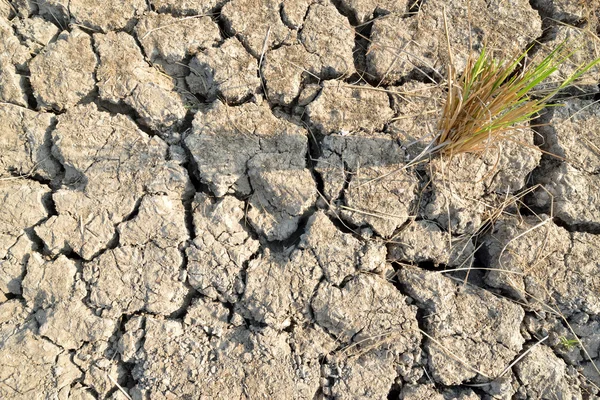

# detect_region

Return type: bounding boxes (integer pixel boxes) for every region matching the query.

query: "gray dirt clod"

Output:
[136,12,221,76]
[342,164,418,238]
[36,0,70,28]
[0,179,49,297]
[127,318,320,399]
[72,340,127,397]
[246,152,317,240]
[386,81,443,162]
[299,211,386,285]
[481,216,569,298]
[424,129,540,234]
[314,132,417,237]
[262,44,322,106]
[83,195,189,317]
[221,0,294,58]
[12,16,60,54]
[185,194,260,303]
[388,220,475,267]
[0,180,49,236]
[482,216,600,316]
[184,297,231,338]
[281,0,315,28]
[22,253,77,310]
[565,233,600,315]
[533,99,600,227]
[306,81,394,135]
[367,0,542,84]
[187,37,261,103]
[34,103,191,259]
[69,0,146,32]
[338,0,410,23]
[185,101,315,240]
[29,29,97,111]
[150,0,224,16]
[0,16,31,70]
[185,101,306,196]
[323,351,399,400]
[239,248,322,329]
[263,1,355,106]
[0,1,11,18]
[0,234,32,296]
[398,265,525,385]
[399,384,478,400]
[0,104,60,181]
[530,0,598,26]
[312,273,421,350]
[10,0,39,18]
[0,300,84,399]
[514,345,583,399]
[298,1,355,78]
[94,30,186,133]
[400,384,445,400]
[533,163,600,228]
[21,257,115,382]
[315,132,406,199]
[537,99,600,175]
[0,59,27,107]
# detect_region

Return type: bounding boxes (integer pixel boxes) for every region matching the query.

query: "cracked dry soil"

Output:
[1,0,600,399]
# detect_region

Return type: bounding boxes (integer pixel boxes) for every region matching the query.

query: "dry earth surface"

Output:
[1,0,600,399]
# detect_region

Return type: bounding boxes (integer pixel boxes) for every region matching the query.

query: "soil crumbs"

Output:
[1,0,600,399]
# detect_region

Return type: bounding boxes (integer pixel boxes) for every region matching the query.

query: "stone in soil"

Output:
[124,316,322,399]
[298,211,387,285]
[298,1,355,78]
[151,0,225,16]
[12,16,60,54]
[262,44,322,106]
[424,128,540,235]
[338,0,410,23]
[514,345,583,399]
[312,273,420,349]
[0,58,27,107]
[238,248,321,328]
[0,16,30,70]
[262,1,355,106]
[23,254,116,349]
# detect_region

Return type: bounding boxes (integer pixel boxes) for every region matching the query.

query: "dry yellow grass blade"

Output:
[433,41,600,157]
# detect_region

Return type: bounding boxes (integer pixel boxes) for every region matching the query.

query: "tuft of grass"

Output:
[429,41,600,157]
[560,336,580,351]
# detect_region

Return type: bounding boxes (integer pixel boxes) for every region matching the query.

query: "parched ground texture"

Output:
[1,0,600,399]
